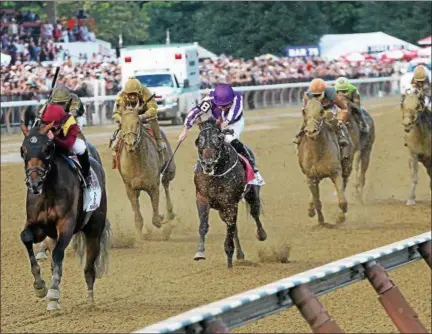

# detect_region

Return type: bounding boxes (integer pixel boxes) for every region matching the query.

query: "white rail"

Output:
[134,231,431,334]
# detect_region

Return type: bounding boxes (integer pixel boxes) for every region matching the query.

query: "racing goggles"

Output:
[216,102,233,111]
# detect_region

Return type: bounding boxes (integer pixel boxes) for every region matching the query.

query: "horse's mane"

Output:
[418,109,432,127]
[199,118,219,131]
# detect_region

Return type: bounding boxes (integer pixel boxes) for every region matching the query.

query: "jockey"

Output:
[111,76,165,167]
[178,83,264,186]
[334,77,370,133]
[404,65,431,112]
[40,84,87,132]
[293,78,350,149]
[41,104,92,187]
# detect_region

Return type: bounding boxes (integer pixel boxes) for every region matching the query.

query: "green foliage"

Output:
[4,1,431,57]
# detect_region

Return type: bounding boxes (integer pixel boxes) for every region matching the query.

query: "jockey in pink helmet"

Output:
[179,83,264,186]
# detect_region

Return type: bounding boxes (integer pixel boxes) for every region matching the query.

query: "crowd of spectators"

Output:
[1,58,121,100]
[1,8,96,65]
[199,55,396,88]
[1,52,414,99]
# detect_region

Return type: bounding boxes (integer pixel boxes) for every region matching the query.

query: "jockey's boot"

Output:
[358,108,370,133]
[231,139,265,186]
[77,149,92,187]
[337,120,349,148]
[293,124,306,145]
[149,118,167,162]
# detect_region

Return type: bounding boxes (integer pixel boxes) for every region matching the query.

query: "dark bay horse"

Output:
[338,94,375,203]
[19,123,110,311]
[193,118,267,268]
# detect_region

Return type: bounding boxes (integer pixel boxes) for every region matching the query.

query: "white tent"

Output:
[319,32,420,60]
[197,44,217,60]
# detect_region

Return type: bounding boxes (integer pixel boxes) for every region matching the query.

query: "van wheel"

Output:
[171,116,183,126]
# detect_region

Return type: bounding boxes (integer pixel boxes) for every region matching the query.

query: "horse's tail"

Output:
[95,218,112,278]
[71,218,112,278]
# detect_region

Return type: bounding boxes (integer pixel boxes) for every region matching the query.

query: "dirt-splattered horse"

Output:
[401,91,432,205]
[19,123,110,311]
[193,118,267,268]
[297,99,354,226]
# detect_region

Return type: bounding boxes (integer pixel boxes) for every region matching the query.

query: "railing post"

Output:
[364,261,428,333]
[289,284,344,333]
[203,318,230,334]
[419,241,432,269]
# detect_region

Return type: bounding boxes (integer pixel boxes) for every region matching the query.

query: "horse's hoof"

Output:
[227,263,233,269]
[308,209,316,218]
[34,284,48,298]
[236,252,245,260]
[256,229,267,241]
[166,212,176,221]
[336,213,346,225]
[46,300,60,311]
[194,252,206,261]
[36,251,48,261]
[406,199,416,206]
[152,215,164,229]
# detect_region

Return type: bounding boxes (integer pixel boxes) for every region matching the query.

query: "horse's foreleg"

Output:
[125,185,145,238]
[47,219,74,311]
[331,172,348,225]
[194,199,210,261]
[149,187,163,228]
[407,153,419,206]
[219,206,238,269]
[20,227,48,298]
[352,150,362,202]
[358,147,372,204]
[244,186,267,241]
[36,237,56,262]
[307,178,324,225]
[162,178,176,221]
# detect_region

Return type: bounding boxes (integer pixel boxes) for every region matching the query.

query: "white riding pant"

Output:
[76,116,86,131]
[224,117,245,143]
[425,96,431,111]
[72,138,87,155]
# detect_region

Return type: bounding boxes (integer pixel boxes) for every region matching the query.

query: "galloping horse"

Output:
[401,91,432,205]
[298,99,354,226]
[115,107,176,239]
[19,123,110,311]
[337,94,375,203]
[193,118,267,268]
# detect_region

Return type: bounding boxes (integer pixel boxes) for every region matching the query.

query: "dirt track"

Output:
[1,96,431,333]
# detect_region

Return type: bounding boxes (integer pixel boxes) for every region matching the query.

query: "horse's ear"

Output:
[40,121,55,135]
[19,121,29,136]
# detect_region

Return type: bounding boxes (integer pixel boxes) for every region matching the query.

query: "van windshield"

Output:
[136,74,175,88]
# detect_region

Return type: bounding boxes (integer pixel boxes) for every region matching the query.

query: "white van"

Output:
[120,43,201,125]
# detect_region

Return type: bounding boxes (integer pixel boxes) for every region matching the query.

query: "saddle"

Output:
[60,155,102,213]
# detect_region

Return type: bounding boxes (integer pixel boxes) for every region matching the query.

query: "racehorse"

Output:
[193,118,267,268]
[19,122,110,311]
[115,107,176,239]
[337,94,375,203]
[35,133,105,261]
[401,91,432,205]
[298,99,354,226]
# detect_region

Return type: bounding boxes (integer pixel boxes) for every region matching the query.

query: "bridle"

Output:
[197,126,239,177]
[121,109,143,150]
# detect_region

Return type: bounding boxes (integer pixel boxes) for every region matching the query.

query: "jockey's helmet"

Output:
[42,104,67,128]
[213,83,235,107]
[335,77,350,91]
[309,78,326,99]
[413,65,428,83]
[51,85,72,104]
[124,76,142,104]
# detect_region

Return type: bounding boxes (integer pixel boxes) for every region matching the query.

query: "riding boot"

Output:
[230,139,258,171]
[293,123,306,145]
[149,118,167,162]
[77,149,92,187]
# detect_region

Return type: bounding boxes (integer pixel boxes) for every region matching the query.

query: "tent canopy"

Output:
[319,32,420,60]
[418,35,432,46]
